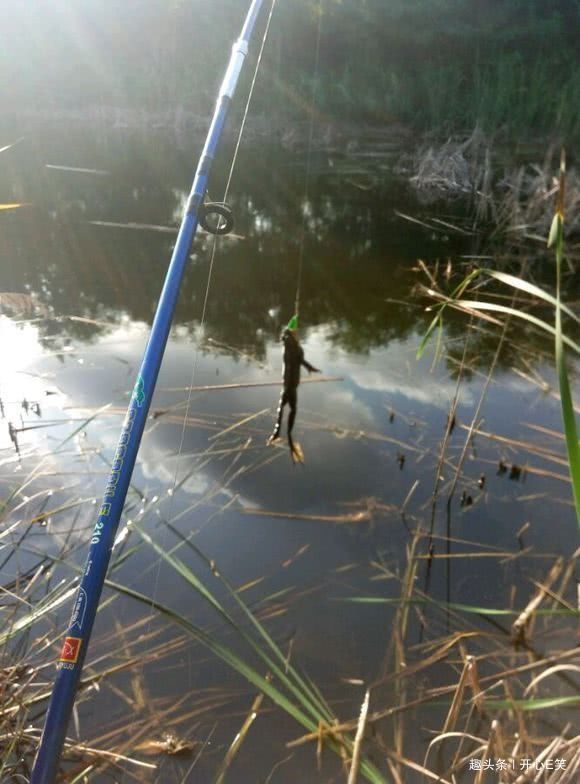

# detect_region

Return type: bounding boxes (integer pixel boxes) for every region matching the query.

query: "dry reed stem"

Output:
[424,729,486,771]
[512,368,580,415]
[502,678,530,758]
[524,664,580,697]
[158,376,343,393]
[531,582,577,614]
[512,558,565,642]
[447,288,513,505]
[208,408,270,443]
[386,757,404,784]
[214,686,267,784]
[347,689,370,784]
[17,729,159,773]
[392,533,422,778]
[459,425,570,467]
[466,655,483,710]
[302,421,424,454]
[385,747,454,784]
[523,423,567,441]
[400,479,419,515]
[240,508,371,524]
[451,698,484,777]
[442,658,469,735]
[474,720,500,784]
[551,552,579,612]
[512,736,562,784]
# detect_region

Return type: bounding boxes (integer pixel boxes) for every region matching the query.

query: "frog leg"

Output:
[288,437,304,464]
[268,388,288,443]
[287,387,297,439]
[287,388,304,463]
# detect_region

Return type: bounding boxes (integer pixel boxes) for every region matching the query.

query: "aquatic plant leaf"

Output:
[131,522,333,724]
[417,268,481,359]
[556,348,580,525]
[107,575,387,784]
[552,186,580,525]
[339,596,578,617]
[416,312,442,359]
[453,300,580,355]
[0,583,77,645]
[479,696,580,711]
[484,270,579,324]
[215,691,265,784]
[54,403,112,453]
[547,212,560,248]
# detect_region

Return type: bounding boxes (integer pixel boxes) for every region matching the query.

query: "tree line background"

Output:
[2,0,580,140]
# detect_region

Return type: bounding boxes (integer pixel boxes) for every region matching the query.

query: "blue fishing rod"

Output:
[30,1,266,781]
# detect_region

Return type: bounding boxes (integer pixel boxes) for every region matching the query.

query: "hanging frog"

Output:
[268,315,320,463]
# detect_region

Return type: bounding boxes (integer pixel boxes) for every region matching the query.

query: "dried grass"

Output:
[409,126,491,203]
[408,132,580,243]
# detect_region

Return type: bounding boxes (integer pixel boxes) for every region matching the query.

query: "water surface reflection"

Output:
[0,128,576,782]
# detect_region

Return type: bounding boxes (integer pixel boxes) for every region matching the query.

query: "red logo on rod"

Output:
[59,636,82,664]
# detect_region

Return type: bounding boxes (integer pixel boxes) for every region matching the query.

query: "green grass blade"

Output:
[339,597,578,617]
[132,522,334,727]
[161,522,336,724]
[480,696,580,711]
[453,300,580,355]
[484,270,580,325]
[556,342,580,524]
[107,579,316,729]
[416,311,442,359]
[0,582,77,645]
[548,212,560,248]
[553,210,580,525]
[54,403,112,453]
[417,269,482,359]
[106,577,387,784]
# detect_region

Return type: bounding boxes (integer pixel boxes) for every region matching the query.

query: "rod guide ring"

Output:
[199,202,234,235]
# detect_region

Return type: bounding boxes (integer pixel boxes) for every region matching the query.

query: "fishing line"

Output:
[224,0,279,203]
[176,0,279,501]
[293,0,323,322]
[195,0,279,338]
[145,0,279,633]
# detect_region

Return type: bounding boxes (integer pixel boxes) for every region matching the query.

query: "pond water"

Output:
[0,125,577,782]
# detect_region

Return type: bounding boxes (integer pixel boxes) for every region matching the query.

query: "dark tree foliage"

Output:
[1,0,579,137]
